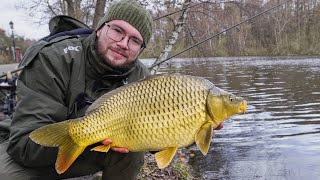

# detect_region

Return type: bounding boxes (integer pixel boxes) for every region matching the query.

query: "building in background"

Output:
[0,27,22,63]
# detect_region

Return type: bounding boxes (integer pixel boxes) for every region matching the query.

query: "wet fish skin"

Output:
[30,74,247,174]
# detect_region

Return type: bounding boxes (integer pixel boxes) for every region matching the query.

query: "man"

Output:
[0,0,153,179]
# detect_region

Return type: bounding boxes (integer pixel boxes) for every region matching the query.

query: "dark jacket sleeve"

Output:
[7,49,71,167]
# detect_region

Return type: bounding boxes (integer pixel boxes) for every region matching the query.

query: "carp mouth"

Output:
[239,100,247,114]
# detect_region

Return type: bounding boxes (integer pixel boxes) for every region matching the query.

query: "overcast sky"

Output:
[0,1,49,40]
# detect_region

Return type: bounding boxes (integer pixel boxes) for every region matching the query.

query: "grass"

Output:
[137,150,197,180]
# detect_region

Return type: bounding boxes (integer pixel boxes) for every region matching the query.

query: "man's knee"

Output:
[0,142,35,180]
[102,151,145,180]
[0,143,105,179]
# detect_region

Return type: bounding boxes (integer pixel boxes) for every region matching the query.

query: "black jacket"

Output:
[4,31,149,167]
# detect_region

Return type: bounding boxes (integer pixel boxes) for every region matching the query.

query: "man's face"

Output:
[96,20,143,71]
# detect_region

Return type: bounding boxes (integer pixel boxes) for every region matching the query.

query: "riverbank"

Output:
[137,150,198,180]
[71,149,199,180]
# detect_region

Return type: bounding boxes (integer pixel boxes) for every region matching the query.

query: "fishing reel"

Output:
[0,71,18,117]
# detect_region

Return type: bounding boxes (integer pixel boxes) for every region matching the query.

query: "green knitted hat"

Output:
[96,0,153,46]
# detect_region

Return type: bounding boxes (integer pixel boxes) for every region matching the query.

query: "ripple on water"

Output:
[153,57,320,180]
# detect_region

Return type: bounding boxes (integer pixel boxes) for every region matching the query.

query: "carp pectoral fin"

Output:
[91,145,111,153]
[195,122,213,155]
[56,142,86,174]
[155,147,178,169]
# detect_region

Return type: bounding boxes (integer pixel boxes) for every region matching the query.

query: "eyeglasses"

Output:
[105,23,144,52]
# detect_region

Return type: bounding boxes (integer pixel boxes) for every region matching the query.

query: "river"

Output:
[144,56,320,180]
[1,57,319,179]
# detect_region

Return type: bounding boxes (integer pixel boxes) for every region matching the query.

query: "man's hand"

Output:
[212,122,224,137]
[215,122,224,130]
[101,139,129,153]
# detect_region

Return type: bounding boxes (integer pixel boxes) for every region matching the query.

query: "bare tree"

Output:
[150,0,192,74]
[16,0,96,27]
[65,0,76,17]
[93,0,107,28]
[14,0,320,56]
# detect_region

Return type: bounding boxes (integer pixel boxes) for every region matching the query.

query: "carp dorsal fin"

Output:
[195,122,213,155]
[85,82,135,114]
[155,147,178,169]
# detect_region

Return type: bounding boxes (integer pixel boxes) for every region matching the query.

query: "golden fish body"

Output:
[71,74,209,150]
[30,74,247,174]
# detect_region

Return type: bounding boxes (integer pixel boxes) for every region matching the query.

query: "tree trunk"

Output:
[93,0,107,28]
[65,0,75,17]
[150,0,192,75]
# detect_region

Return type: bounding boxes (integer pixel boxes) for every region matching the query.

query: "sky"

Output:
[0,0,49,40]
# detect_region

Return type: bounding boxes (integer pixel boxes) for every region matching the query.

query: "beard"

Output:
[95,40,136,72]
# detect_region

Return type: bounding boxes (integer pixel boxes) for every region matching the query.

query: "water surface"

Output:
[144,57,320,180]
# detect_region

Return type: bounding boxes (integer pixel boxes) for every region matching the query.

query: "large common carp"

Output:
[30,74,247,174]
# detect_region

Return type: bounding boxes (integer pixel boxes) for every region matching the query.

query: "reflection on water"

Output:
[144,57,320,180]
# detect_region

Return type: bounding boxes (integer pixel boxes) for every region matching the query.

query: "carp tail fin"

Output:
[56,141,86,174]
[29,120,86,174]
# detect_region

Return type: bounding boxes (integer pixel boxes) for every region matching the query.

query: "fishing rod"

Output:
[153,1,206,21]
[0,1,287,77]
[0,67,22,79]
[149,0,289,70]
[0,2,205,79]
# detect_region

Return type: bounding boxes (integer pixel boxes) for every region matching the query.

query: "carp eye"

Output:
[229,96,234,102]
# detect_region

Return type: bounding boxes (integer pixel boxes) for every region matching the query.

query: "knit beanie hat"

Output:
[96,0,153,46]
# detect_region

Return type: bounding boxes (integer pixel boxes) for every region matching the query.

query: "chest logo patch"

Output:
[64,46,81,54]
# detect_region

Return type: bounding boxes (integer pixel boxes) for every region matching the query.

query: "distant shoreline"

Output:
[1,55,320,74]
